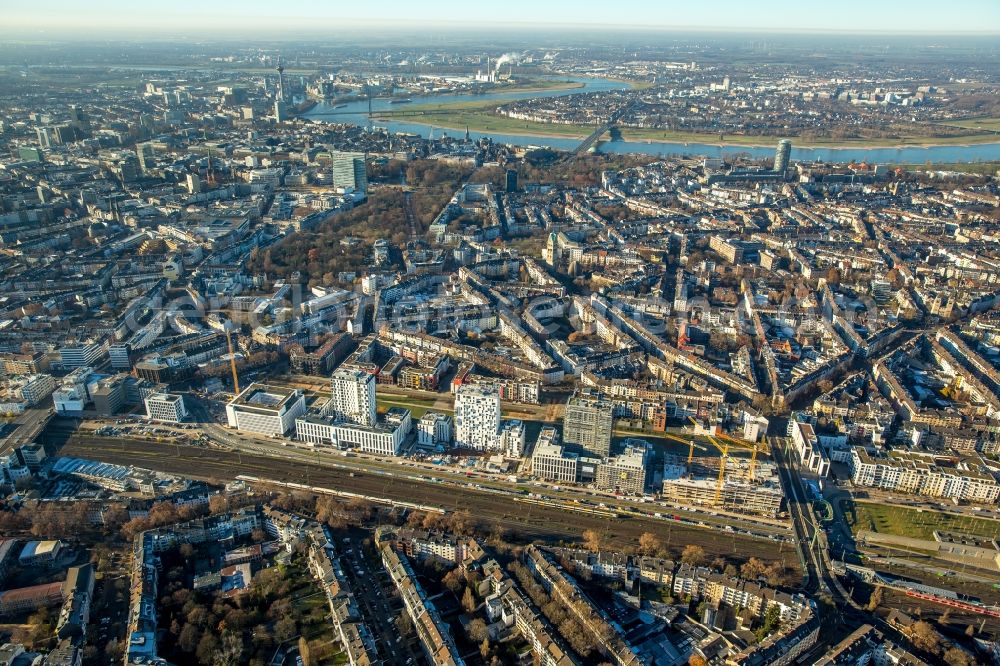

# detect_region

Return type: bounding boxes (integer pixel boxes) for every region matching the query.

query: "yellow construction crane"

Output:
[692,417,764,485]
[710,437,729,506]
[716,430,771,456]
[225,328,241,394]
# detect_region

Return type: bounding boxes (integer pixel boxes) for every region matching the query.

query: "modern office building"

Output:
[327,368,377,426]
[296,407,411,456]
[563,389,614,457]
[226,384,306,436]
[136,142,155,173]
[454,384,500,451]
[505,169,518,193]
[530,428,580,484]
[499,419,526,458]
[57,342,106,370]
[108,343,131,371]
[774,139,792,174]
[90,375,127,415]
[52,367,96,414]
[10,374,56,407]
[145,393,188,423]
[331,151,368,194]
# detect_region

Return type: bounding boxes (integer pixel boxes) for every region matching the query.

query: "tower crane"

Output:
[708,435,729,506]
[225,328,241,394]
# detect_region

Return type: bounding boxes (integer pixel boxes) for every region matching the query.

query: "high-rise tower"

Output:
[774,139,792,175]
[275,63,286,103]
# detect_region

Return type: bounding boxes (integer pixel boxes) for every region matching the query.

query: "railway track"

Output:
[59,435,792,562]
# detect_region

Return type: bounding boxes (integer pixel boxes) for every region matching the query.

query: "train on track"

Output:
[837,560,1000,618]
[514,495,623,520]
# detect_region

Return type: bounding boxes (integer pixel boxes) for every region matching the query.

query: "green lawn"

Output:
[376,106,1000,147]
[941,117,1000,132]
[843,500,1000,541]
[377,397,435,419]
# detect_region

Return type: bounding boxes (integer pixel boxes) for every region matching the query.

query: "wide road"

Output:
[57,434,791,563]
[771,438,823,593]
[769,437,950,661]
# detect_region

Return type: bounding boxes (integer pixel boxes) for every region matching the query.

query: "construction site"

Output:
[654,419,782,516]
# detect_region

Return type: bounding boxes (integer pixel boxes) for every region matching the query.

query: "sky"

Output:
[6,0,1000,35]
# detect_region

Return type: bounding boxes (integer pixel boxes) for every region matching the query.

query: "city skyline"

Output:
[5,0,1000,36]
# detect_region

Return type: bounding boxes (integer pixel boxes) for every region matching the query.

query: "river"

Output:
[304,77,1000,164]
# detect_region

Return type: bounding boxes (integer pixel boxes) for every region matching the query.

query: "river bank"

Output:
[305,75,1000,162]
[377,105,1000,150]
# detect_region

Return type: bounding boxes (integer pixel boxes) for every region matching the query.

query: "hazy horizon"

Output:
[5,0,1000,38]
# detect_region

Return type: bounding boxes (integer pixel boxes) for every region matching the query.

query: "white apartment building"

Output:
[595,441,650,495]
[145,393,188,423]
[326,368,377,426]
[790,419,831,477]
[454,384,500,451]
[0,374,57,414]
[849,447,1000,502]
[499,420,526,458]
[226,384,306,436]
[417,412,453,448]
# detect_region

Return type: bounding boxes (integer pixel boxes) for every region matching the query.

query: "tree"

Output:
[274,616,298,643]
[315,497,347,530]
[187,605,209,628]
[466,618,489,643]
[582,529,603,552]
[638,532,661,557]
[396,611,413,636]
[298,636,312,666]
[688,656,709,666]
[943,648,977,666]
[208,494,230,514]
[908,620,941,655]
[680,544,707,567]
[461,587,477,614]
[866,587,883,612]
[178,624,201,652]
[754,604,781,642]
[442,568,466,595]
[740,558,768,580]
[104,638,121,662]
[448,510,475,535]
[196,633,221,665]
